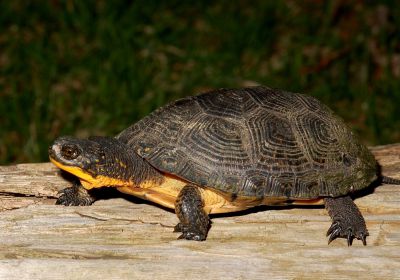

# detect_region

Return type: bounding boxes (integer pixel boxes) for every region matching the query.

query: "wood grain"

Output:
[0,144,399,280]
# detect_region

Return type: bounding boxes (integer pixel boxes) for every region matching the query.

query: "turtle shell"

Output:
[117,86,377,199]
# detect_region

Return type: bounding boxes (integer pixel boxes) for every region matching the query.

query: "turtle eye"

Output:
[61,145,80,160]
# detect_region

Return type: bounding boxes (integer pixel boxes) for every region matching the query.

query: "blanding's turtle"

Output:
[49,86,400,245]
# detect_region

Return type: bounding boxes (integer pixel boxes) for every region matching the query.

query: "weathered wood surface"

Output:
[0,144,399,280]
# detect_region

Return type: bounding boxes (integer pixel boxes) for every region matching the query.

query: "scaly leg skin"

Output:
[174,185,210,241]
[56,183,97,206]
[324,196,368,246]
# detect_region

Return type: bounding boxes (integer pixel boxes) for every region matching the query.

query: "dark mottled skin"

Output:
[56,183,96,206]
[325,196,368,246]
[174,185,210,241]
[50,86,400,245]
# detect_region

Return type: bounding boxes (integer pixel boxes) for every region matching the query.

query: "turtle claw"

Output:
[324,197,369,246]
[174,223,206,241]
[177,231,206,241]
[56,185,95,206]
[327,223,342,245]
[361,233,367,246]
[173,223,183,233]
[346,230,354,246]
[326,221,339,236]
[326,219,368,246]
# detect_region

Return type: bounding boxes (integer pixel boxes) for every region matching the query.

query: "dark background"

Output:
[1,0,399,164]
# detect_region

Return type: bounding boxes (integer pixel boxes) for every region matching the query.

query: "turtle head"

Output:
[49,136,141,189]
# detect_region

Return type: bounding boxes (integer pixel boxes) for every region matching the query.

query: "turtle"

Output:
[49,86,400,245]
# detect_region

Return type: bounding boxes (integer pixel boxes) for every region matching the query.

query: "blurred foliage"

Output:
[0,0,400,164]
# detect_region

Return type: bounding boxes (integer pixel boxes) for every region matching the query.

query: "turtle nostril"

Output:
[61,145,80,160]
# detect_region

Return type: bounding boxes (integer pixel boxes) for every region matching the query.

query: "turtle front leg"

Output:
[56,183,97,206]
[174,185,210,241]
[324,196,368,246]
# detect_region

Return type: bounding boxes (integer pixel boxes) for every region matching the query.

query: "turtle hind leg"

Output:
[56,183,97,206]
[324,196,368,246]
[174,185,210,241]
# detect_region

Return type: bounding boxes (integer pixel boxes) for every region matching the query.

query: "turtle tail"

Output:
[381,176,400,185]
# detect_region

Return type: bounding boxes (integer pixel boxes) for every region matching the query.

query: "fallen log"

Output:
[0,144,399,279]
